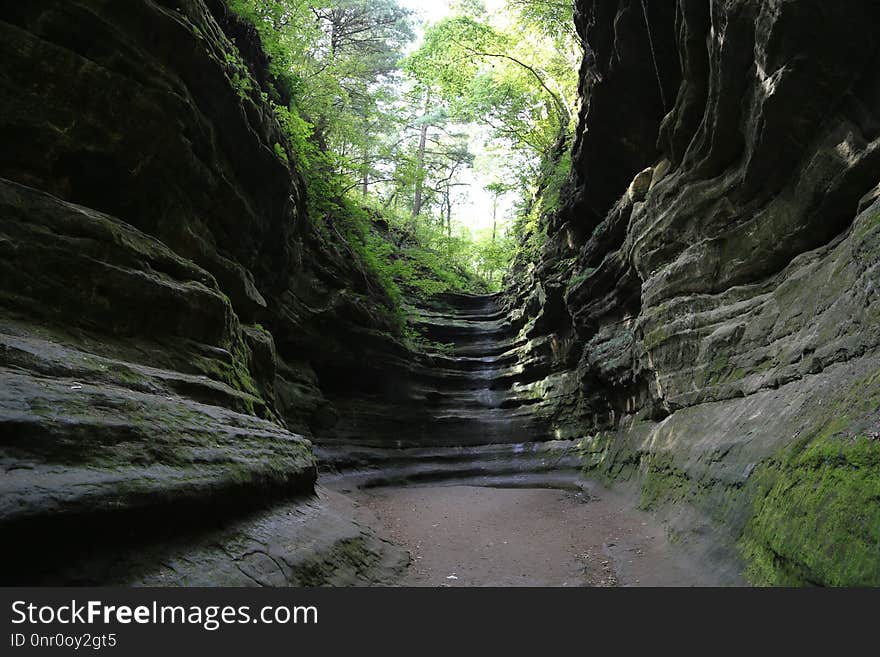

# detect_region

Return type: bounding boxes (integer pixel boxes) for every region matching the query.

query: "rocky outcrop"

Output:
[508,0,880,584]
[0,1,566,584]
[0,0,409,584]
[319,293,584,489]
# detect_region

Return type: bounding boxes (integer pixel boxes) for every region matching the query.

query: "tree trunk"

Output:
[360,149,369,197]
[412,96,430,218]
[445,184,452,236]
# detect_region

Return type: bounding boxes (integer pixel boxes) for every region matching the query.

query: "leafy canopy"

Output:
[227,0,579,295]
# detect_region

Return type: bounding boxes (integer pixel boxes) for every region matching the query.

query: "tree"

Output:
[230,0,414,193]
[403,8,577,203]
[227,0,580,294]
[405,14,572,141]
[485,180,512,243]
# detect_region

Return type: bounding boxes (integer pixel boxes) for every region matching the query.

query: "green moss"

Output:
[739,371,880,586]
[566,267,596,292]
[642,325,671,351]
[577,434,606,471]
[703,354,730,385]
[702,353,750,386]
[854,211,880,240]
[575,362,880,587]
[577,432,640,484]
[638,455,693,510]
[740,435,880,586]
[291,537,380,586]
[553,256,577,276]
[191,336,265,416]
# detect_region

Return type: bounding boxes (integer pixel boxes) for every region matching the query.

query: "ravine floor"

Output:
[349,483,724,587]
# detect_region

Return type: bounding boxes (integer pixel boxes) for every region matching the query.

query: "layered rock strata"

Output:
[505,0,880,585]
[2,0,879,586]
[0,0,410,584]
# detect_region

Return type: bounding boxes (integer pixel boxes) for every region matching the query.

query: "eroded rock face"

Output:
[318,293,582,489]
[509,0,880,584]
[0,0,408,584]
[1,2,557,584]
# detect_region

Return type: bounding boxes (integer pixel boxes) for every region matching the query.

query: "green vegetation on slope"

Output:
[226,0,578,296]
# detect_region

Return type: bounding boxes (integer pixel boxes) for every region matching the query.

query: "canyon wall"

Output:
[0,2,553,585]
[0,0,417,584]
[508,0,880,584]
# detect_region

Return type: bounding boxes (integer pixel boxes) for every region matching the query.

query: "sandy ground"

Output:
[352,484,720,587]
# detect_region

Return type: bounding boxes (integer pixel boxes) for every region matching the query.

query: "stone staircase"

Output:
[319,293,586,490]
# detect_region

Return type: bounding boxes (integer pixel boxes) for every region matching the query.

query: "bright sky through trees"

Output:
[228,0,579,291]
[399,0,515,235]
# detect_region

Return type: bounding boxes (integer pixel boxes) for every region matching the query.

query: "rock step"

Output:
[421,352,519,369]
[415,322,515,346]
[410,305,508,323]
[374,289,548,450]
[318,440,589,491]
[321,410,551,448]
[410,364,553,393]
[415,310,508,323]
[448,341,521,358]
[416,388,540,410]
[416,292,503,314]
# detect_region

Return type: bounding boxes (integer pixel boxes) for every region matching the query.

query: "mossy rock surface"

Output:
[740,435,880,586]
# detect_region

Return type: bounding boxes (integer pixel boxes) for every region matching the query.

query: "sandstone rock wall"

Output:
[507,0,880,584]
[3,0,879,586]
[0,0,410,583]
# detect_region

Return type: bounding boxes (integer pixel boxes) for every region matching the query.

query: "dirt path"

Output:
[353,484,720,586]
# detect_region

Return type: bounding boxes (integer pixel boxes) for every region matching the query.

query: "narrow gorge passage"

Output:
[320,292,562,488]
[3,0,880,590]
[320,292,564,489]
[325,294,719,586]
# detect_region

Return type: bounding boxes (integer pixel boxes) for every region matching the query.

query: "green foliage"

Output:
[224,48,256,99]
[405,17,499,99]
[399,3,579,288]
[226,0,580,302]
[269,101,342,217]
[507,0,582,48]
[405,10,576,164]
[512,144,570,265]
[538,147,572,216]
[273,142,289,164]
[362,200,490,296]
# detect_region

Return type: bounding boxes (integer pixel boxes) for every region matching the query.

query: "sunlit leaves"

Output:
[404,5,578,193]
[227,0,580,292]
